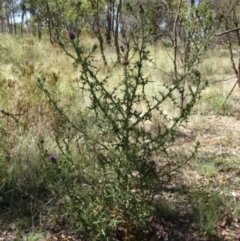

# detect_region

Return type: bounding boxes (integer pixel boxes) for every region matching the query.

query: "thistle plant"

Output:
[37,3,209,240]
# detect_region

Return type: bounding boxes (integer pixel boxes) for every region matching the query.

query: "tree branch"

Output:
[215,27,240,36]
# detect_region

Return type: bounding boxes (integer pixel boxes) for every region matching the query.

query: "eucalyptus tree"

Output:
[203,0,240,89]
[0,0,19,34]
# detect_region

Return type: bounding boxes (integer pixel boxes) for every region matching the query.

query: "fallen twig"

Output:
[0,108,20,123]
[213,76,236,84]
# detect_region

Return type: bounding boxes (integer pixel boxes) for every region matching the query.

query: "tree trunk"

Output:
[114,0,122,63]
[21,2,26,34]
[45,0,54,44]
[92,0,108,65]
[105,4,112,45]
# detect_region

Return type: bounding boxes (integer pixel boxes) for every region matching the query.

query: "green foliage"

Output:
[191,191,224,234]
[34,7,208,240]
[178,3,217,68]
[201,91,234,115]
[181,3,215,37]
[194,158,218,177]
[19,232,46,241]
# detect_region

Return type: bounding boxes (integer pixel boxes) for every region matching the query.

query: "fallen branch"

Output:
[213,76,236,84]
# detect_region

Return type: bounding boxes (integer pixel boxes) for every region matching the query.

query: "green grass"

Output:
[191,191,225,234]
[18,232,47,241]
[196,88,234,116]
[193,158,218,177]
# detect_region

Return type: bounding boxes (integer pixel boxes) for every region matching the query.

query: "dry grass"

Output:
[1,34,240,239]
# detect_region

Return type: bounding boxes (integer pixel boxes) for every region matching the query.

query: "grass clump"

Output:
[191,191,225,235]
[198,89,234,116]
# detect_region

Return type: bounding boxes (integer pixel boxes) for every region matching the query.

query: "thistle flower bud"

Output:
[192,68,201,77]
[139,4,144,14]
[68,31,75,40]
[49,154,57,163]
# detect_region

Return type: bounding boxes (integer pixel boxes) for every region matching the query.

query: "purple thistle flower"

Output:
[49,154,57,163]
[68,31,75,40]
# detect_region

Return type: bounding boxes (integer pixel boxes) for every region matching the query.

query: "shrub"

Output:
[36,4,210,240]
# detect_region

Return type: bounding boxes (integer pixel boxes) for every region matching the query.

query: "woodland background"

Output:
[1,0,240,241]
